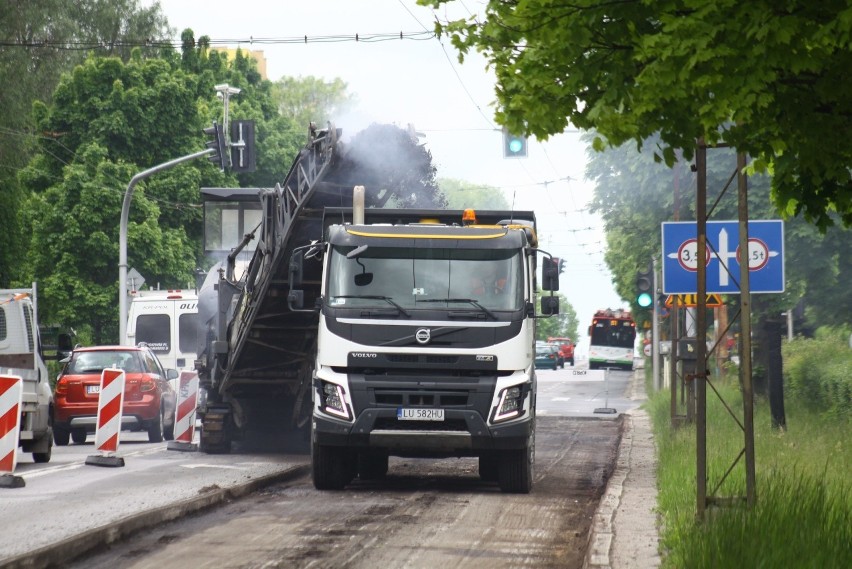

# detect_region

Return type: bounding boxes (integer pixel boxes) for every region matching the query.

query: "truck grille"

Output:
[373,390,469,407]
[373,417,468,431]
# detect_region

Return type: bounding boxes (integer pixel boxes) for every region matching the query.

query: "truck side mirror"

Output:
[541,258,559,292]
[540,295,560,315]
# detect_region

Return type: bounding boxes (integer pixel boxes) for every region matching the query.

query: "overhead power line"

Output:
[0,31,436,51]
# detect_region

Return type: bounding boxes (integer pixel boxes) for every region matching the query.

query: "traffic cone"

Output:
[85,368,126,467]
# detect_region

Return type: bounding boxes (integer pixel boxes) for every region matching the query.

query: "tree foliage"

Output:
[585,136,851,332]
[437,178,510,210]
[272,76,354,128]
[420,0,852,230]
[16,32,318,342]
[0,0,171,286]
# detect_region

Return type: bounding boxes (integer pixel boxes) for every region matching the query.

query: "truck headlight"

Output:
[320,381,350,420]
[492,385,526,423]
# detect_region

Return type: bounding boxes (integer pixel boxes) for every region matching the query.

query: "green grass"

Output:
[649,382,851,568]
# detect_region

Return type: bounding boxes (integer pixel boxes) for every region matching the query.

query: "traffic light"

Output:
[502,127,528,158]
[203,121,227,170]
[635,265,653,308]
[558,258,565,274]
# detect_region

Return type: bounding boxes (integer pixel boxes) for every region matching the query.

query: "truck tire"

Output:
[32,433,53,463]
[312,442,353,490]
[498,424,535,494]
[568,357,574,366]
[479,452,498,482]
[54,427,70,446]
[358,451,389,481]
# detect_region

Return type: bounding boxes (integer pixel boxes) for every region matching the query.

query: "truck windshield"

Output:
[326,246,524,311]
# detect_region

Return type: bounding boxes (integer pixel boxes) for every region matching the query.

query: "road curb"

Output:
[0,464,310,569]
[584,410,634,569]
[584,366,660,569]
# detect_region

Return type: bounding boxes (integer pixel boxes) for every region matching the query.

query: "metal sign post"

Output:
[594,367,617,414]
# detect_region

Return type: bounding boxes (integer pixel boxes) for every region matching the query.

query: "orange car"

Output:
[547,337,575,367]
[53,345,178,444]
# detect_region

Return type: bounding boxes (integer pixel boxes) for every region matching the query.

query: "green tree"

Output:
[419,0,852,229]
[587,136,850,330]
[16,36,283,341]
[535,291,579,342]
[272,76,354,128]
[437,178,510,210]
[0,0,170,286]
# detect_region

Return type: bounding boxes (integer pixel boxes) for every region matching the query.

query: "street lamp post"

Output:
[119,149,214,344]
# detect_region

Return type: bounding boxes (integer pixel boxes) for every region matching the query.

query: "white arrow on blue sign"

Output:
[661,220,784,294]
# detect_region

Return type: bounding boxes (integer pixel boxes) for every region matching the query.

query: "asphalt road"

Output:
[1,359,639,569]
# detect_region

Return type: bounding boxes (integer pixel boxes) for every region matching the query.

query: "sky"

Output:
[150,0,629,348]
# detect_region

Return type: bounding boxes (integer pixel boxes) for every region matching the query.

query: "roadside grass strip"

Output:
[648,382,851,569]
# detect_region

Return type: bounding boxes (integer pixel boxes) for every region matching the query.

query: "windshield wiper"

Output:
[331,295,411,317]
[418,298,498,320]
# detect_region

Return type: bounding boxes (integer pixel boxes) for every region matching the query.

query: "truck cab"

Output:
[0,285,67,463]
[297,208,560,493]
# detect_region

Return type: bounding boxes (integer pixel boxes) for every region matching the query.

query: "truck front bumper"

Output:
[313,407,532,454]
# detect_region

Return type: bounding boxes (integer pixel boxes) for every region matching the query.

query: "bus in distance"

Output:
[588,309,636,371]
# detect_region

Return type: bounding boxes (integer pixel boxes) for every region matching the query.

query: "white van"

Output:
[125,290,198,372]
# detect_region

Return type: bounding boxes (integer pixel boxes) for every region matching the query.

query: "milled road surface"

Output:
[68,416,622,569]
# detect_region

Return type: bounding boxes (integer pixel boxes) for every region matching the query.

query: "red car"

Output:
[53,345,178,444]
[548,337,576,367]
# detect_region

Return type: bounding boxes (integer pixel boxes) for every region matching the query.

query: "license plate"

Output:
[86,385,101,394]
[397,408,444,421]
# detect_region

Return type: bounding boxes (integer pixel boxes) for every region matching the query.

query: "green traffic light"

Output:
[509,139,523,153]
[637,292,653,308]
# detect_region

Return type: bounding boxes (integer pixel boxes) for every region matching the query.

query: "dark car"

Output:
[53,345,178,444]
[535,344,559,370]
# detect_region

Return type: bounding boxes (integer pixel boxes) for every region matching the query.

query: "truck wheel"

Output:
[479,452,498,482]
[498,426,535,494]
[568,358,575,366]
[358,451,389,481]
[32,434,53,463]
[71,429,87,444]
[54,427,70,446]
[147,409,164,443]
[199,428,232,454]
[312,442,353,490]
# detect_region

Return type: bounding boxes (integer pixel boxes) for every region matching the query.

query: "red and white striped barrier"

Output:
[168,370,199,452]
[85,368,126,467]
[1,375,25,487]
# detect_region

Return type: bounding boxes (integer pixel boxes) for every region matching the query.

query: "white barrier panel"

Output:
[86,368,126,467]
[168,371,198,452]
[567,369,607,381]
[0,375,24,475]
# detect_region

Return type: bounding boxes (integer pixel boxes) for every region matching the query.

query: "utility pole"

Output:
[652,255,661,391]
[119,150,214,343]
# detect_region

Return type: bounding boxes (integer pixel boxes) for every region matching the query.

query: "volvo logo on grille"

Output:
[415,328,431,344]
[351,352,377,358]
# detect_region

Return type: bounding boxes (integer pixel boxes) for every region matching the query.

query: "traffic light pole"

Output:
[119,148,214,344]
[652,255,661,391]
